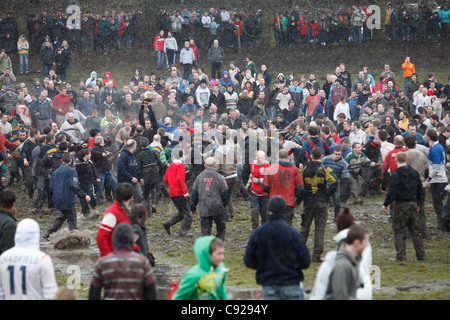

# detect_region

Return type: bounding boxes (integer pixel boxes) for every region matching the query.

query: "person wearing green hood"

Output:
[172,236,228,300]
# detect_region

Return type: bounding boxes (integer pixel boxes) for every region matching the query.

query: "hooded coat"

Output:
[103,71,118,90]
[310,228,372,300]
[85,71,98,89]
[0,219,58,300]
[172,236,228,300]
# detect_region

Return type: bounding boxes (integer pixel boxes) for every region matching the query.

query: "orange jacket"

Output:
[402,61,415,78]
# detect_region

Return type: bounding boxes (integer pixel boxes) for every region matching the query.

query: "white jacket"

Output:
[0,219,57,300]
[310,228,373,300]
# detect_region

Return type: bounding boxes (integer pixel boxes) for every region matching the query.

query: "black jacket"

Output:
[383,165,423,206]
[75,159,99,187]
[135,148,163,185]
[244,213,310,286]
[363,140,381,163]
[90,144,112,173]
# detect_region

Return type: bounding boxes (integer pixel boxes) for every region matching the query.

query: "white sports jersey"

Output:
[0,219,57,300]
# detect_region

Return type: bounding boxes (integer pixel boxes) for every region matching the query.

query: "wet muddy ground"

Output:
[13,184,449,300]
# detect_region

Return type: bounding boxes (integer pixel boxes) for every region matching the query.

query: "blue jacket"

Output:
[50,163,86,211]
[76,97,97,117]
[244,213,310,286]
[117,148,142,183]
[29,99,53,120]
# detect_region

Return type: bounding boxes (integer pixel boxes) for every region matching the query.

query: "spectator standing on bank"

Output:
[208,39,225,80]
[179,41,195,80]
[402,56,415,90]
[154,30,165,70]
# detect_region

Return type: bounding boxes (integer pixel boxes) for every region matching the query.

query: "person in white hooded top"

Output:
[310,207,372,300]
[0,218,58,300]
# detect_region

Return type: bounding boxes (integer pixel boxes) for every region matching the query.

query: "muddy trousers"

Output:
[300,201,328,260]
[200,211,226,240]
[164,196,192,235]
[417,187,427,236]
[142,181,160,213]
[283,206,295,226]
[392,202,426,260]
[45,208,77,236]
[341,175,362,203]
[430,182,446,230]
[250,193,268,230]
[22,166,35,199]
[224,177,236,220]
[33,176,48,209]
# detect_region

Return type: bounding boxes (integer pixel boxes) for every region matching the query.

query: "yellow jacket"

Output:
[17,39,29,54]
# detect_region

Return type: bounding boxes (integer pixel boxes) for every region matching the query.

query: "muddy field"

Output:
[11,180,450,300]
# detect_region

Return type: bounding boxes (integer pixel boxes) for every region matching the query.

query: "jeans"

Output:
[166,49,175,67]
[96,171,117,200]
[43,63,52,77]
[19,53,29,73]
[262,284,304,300]
[156,50,165,70]
[403,77,411,91]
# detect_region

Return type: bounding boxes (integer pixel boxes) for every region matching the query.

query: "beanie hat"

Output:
[336,207,355,232]
[112,223,134,250]
[268,195,286,213]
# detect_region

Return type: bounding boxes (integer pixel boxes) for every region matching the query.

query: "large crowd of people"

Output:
[0,3,449,301]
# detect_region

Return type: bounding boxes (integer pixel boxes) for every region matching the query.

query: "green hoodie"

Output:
[172,236,228,300]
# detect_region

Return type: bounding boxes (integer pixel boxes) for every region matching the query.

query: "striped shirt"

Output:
[321,155,350,181]
[91,249,155,300]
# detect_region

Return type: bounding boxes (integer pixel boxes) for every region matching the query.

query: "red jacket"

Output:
[52,93,71,116]
[154,35,165,51]
[249,161,270,196]
[298,20,309,35]
[96,200,139,257]
[233,21,242,35]
[164,160,188,197]
[309,22,321,36]
[0,134,16,163]
[382,146,406,177]
[262,161,303,207]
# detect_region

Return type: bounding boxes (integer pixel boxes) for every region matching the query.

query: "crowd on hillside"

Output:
[1,1,449,60]
[0,2,449,302]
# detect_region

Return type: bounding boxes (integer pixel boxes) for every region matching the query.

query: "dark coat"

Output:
[50,163,86,211]
[135,148,164,185]
[244,213,310,286]
[90,143,112,173]
[117,148,141,183]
